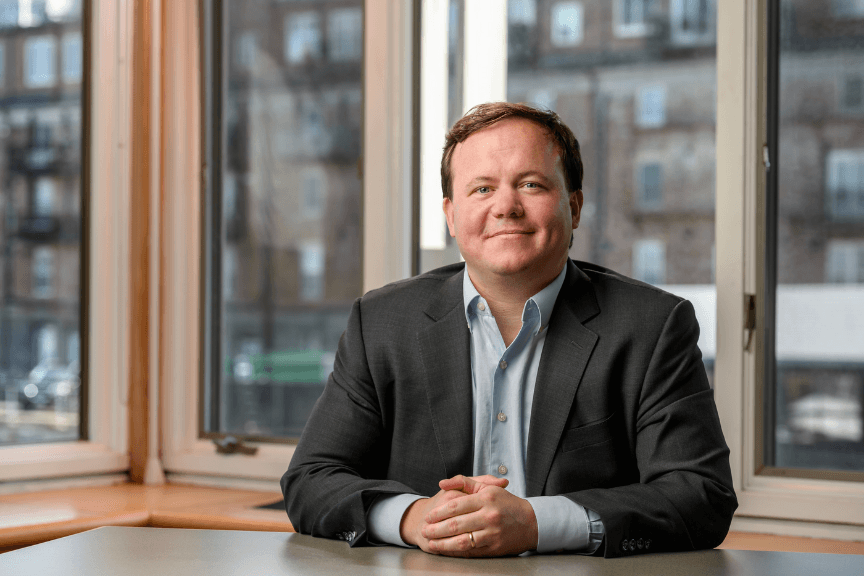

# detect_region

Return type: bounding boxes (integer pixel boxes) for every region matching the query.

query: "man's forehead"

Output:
[452,118,562,170]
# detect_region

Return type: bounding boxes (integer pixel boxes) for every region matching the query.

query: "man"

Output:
[281,102,736,558]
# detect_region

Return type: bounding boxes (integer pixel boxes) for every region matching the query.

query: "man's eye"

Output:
[523,182,539,189]
[476,186,491,194]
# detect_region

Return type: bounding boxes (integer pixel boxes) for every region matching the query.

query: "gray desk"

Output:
[1,526,862,575]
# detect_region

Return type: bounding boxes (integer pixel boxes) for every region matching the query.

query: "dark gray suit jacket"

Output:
[281,260,737,558]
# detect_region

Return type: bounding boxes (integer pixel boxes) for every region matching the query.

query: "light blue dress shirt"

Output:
[368,265,604,553]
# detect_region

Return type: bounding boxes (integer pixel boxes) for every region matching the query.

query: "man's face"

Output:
[444,117,582,283]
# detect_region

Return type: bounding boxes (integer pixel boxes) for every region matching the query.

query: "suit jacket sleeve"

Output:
[281,297,419,546]
[563,299,737,557]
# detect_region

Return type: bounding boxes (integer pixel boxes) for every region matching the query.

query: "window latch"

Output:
[744,293,756,352]
[213,435,259,456]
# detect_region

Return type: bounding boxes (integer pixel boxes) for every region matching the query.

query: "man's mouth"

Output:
[487,230,533,238]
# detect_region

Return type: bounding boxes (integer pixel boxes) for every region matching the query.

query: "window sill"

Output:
[0,483,292,553]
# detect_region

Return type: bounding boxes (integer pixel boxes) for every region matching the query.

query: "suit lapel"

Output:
[526,260,600,497]
[417,268,474,478]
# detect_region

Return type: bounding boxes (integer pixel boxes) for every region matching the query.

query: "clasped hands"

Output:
[399,474,539,557]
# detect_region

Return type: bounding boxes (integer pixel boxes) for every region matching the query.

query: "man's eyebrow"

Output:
[514,171,555,184]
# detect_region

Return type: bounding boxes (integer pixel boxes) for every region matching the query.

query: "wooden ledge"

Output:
[0,483,292,553]
[3,483,864,555]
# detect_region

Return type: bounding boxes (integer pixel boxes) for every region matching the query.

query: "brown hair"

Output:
[440,102,583,200]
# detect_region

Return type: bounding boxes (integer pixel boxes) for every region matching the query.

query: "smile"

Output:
[487,230,533,238]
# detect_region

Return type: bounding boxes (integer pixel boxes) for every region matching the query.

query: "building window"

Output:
[825,150,864,220]
[0,42,5,86]
[32,246,54,299]
[34,177,55,216]
[24,35,57,88]
[550,2,583,47]
[235,31,257,69]
[633,239,666,285]
[616,0,655,37]
[223,172,237,218]
[285,12,322,64]
[841,76,863,114]
[826,241,864,284]
[832,0,864,18]
[299,242,324,302]
[509,0,537,25]
[301,168,324,217]
[223,244,238,300]
[62,32,82,83]
[36,324,59,363]
[0,1,17,27]
[637,162,663,209]
[636,85,666,127]
[670,0,715,45]
[327,8,361,62]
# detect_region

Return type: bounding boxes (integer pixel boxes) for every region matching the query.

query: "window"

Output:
[616,0,656,37]
[0,1,17,27]
[32,246,54,298]
[670,0,715,45]
[24,35,57,88]
[842,76,863,113]
[509,0,537,25]
[62,32,82,83]
[637,162,663,209]
[327,8,361,62]
[197,0,366,447]
[826,241,864,283]
[301,168,324,217]
[223,245,238,300]
[299,241,324,302]
[763,0,864,487]
[235,31,257,69]
[833,0,864,18]
[285,12,322,64]
[633,239,666,285]
[2,0,128,483]
[0,42,5,86]
[825,150,864,220]
[636,85,666,127]
[550,2,583,47]
[34,177,55,216]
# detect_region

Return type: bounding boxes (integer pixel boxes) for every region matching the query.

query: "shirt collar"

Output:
[462,262,568,329]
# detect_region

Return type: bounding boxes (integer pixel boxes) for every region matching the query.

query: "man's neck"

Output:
[466,260,566,346]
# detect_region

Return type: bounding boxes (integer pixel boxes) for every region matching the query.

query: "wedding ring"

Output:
[468,532,476,549]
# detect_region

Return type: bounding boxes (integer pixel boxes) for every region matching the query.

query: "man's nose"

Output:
[494,186,524,218]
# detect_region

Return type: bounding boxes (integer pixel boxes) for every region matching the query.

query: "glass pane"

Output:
[770,0,864,472]
[420,0,718,385]
[0,0,84,446]
[205,0,363,439]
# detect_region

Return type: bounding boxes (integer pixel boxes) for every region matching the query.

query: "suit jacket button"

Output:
[637,538,644,550]
[621,539,629,552]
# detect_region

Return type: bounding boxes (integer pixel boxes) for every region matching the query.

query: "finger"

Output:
[439,474,508,494]
[424,493,482,524]
[428,530,486,557]
[422,509,485,540]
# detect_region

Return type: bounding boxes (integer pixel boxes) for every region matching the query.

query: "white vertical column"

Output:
[462,0,508,113]
[419,0,450,251]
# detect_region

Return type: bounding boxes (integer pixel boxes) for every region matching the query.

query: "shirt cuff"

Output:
[367,493,424,547]
[526,495,605,554]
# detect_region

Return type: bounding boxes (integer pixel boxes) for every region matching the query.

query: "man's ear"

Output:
[570,189,584,229]
[444,197,456,237]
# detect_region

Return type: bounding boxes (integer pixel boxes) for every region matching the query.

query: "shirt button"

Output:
[498,464,508,475]
[477,301,486,311]
[497,412,507,422]
[499,360,507,370]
